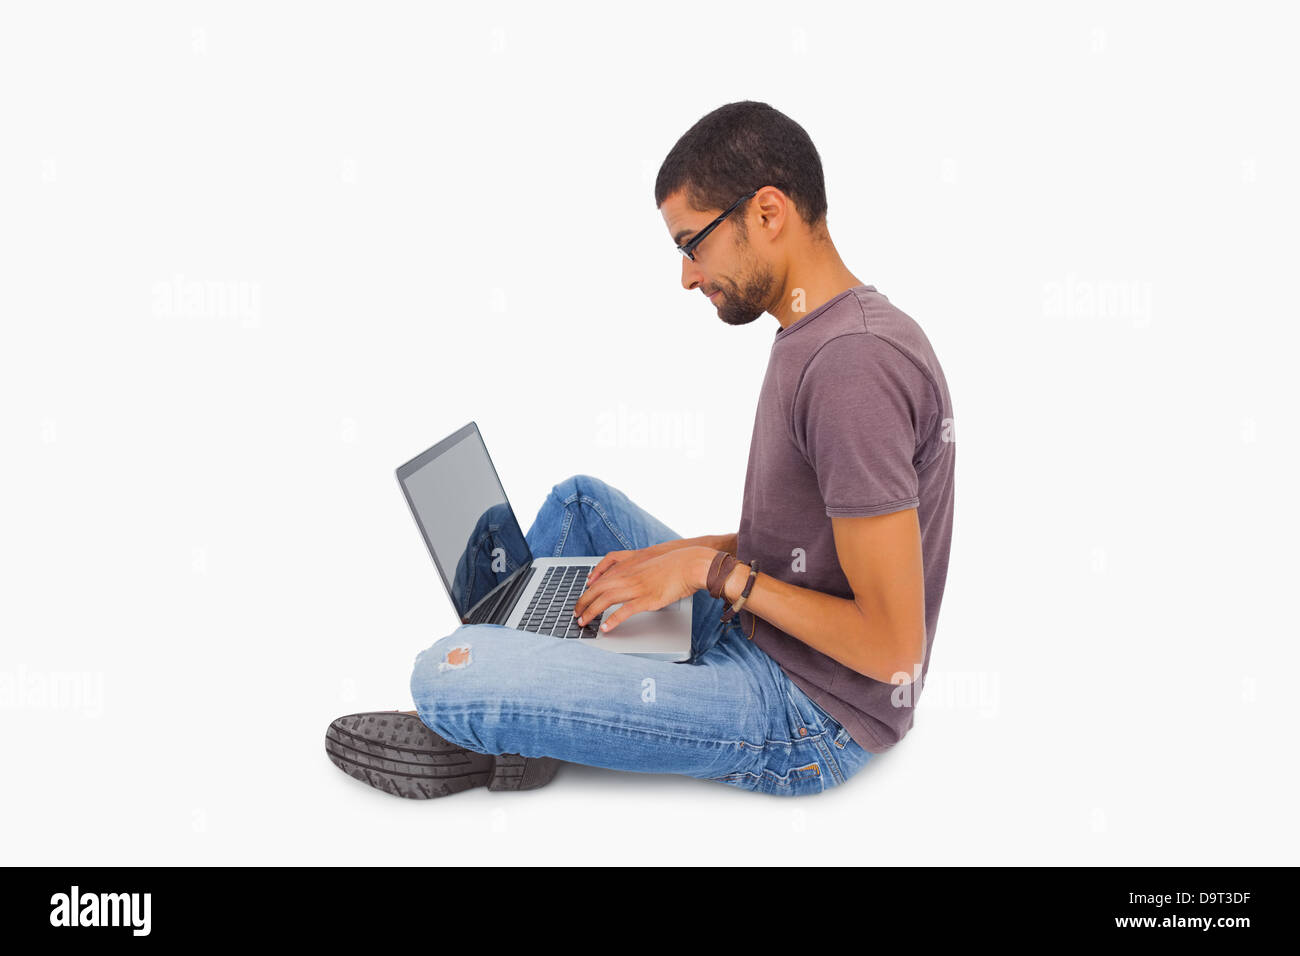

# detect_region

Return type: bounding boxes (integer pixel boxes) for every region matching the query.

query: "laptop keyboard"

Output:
[517,565,601,639]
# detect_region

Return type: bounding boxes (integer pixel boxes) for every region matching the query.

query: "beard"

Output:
[710,246,777,327]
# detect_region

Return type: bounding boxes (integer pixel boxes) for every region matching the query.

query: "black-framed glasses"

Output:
[676,188,758,261]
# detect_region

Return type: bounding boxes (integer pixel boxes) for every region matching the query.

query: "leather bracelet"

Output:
[705,550,727,597]
[706,550,738,600]
[720,560,759,623]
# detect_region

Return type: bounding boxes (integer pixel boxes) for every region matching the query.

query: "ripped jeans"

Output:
[409,474,874,796]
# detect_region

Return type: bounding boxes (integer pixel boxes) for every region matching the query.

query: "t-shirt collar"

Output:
[774,284,873,341]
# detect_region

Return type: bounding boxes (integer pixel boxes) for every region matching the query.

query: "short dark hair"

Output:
[654,101,828,237]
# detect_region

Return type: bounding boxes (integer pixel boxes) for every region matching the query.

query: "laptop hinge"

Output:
[489,564,537,625]
[462,561,532,625]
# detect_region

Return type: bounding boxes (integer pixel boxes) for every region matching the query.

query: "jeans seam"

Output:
[733,735,821,749]
[554,503,575,556]
[428,704,764,754]
[579,493,634,550]
[713,763,824,787]
[813,736,844,785]
[426,702,822,763]
[554,489,635,554]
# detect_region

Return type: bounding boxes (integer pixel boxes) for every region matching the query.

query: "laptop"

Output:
[396,421,694,662]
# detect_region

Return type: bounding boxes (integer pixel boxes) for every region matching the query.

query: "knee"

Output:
[410,629,491,711]
[409,628,495,747]
[549,474,609,504]
[409,626,529,753]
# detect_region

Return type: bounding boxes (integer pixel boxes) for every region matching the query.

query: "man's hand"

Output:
[574,545,714,633]
[584,532,734,588]
[584,542,671,586]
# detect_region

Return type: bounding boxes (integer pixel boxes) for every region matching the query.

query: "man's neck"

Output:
[771,253,865,329]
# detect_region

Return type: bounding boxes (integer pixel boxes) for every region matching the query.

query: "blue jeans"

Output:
[409,474,874,796]
[450,500,530,617]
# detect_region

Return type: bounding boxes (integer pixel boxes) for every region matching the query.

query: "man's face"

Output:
[660,190,777,327]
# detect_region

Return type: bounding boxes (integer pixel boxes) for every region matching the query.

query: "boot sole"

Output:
[325,712,559,798]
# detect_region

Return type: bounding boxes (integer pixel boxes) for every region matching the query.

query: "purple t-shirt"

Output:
[736,284,955,754]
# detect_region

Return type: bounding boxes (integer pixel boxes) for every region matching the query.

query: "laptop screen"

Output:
[396,423,533,620]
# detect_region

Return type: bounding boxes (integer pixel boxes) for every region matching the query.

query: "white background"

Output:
[2,1,1296,865]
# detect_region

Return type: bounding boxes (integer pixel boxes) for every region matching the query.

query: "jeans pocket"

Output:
[783,679,833,737]
[808,699,857,755]
[828,722,854,750]
[784,680,871,786]
[793,688,851,750]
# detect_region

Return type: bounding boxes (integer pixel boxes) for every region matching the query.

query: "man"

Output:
[325,101,956,798]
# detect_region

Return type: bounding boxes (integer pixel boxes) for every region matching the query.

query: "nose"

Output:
[680,255,705,292]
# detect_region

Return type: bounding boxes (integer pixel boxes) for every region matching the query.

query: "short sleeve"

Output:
[791,333,936,518]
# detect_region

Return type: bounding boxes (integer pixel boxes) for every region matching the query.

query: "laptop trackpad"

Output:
[590,598,690,649]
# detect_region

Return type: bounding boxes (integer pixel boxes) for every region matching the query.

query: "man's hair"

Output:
[654,101,828,239]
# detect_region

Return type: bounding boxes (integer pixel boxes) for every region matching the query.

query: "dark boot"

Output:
[325,712,562,799]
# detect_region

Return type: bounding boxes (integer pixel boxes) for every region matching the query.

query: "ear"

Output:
[751,186,790,242]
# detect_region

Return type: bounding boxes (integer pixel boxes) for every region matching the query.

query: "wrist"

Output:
[722,560,752,603]
[706,533,738,555]
[694,547,721,591]
[662,535,712,556]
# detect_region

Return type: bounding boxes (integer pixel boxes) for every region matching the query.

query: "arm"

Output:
[644,531,736,559]
[701,531,738,555]
[700,509,926,684]
[583,531,737,592]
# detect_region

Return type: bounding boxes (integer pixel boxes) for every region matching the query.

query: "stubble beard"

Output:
[713,244,776,327]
